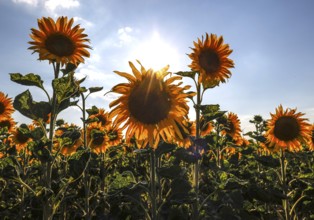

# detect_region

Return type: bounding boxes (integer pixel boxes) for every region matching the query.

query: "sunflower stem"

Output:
[192,81,201,220]
[150,149,157,220]
[280,149,290,220]
[43,62,60,220]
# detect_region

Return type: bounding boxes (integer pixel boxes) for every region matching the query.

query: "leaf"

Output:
[89,87,103,94]
[10,73,44,88]
[86,105,99,116]
[13,90,52,121]
[171,178,192,194]
[52,74,79,103]
[174,71,197,79]
[199,104,220,114]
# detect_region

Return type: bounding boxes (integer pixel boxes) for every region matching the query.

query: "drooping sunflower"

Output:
[0,117,16,133]
[0,92,14,119]
[266,105,311,152]
[199,116,214,137]
[54,123,82,156]
[109,61,192,148]
[28,16,91,66]
[221,112,242,141]
[11,125,33,152]
[188,33,234,87]
[86,122,109,153]
[88,108,112,129]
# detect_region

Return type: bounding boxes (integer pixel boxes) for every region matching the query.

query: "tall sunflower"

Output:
[188,33,234,87]
[28,16,91,66]
[0,92,14,119]
[109,61,192,148]
[221,112,242,141]
[266,105,311,152]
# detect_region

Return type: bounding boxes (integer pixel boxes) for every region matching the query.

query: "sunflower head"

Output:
[0,92,14,119]
[88,108,112,129]
[188,33,234,88]
[87,122,109,153]
[28,16,91,66]
[109,61,192,148]
[0,117,16,133]
[200,116,214,137]
[221,112,242,141]
[11,126,33,152]
[174,120,196,148]
[266,105,311,152]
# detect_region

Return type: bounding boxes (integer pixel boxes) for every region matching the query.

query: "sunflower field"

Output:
[0,16,314,220]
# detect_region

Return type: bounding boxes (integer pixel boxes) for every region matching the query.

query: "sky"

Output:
[0,0,314,133]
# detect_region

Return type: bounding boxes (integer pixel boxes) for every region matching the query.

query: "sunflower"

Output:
[307,124,314,151]
[86,122,109,153]
[199,116,213,137]
[88,108,112,129]
[188,33,234,87]
[11,126,33,152]
[221,112,242,141]
[0,117,15,133]
[109,61,192,148]
[0,92,14,119]
[28,16,91,66]
[54,123,82,156]
[106,126,123,147]
[266,105,311,152]
[175,120,196,148]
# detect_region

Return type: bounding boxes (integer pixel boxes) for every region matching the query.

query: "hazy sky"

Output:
[1,0,314,132]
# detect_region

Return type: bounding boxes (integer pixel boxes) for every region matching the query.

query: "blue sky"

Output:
[1,0,314,132]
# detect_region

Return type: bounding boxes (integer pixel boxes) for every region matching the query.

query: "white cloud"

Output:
[44,0,80,13]
[73,16,94,28]
[116,27,134,46]
[12,0,38,6]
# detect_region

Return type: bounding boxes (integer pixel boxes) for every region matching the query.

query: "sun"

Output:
[130,32,181,71]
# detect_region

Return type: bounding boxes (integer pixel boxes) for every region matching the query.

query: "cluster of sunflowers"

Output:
[0,16,314,220]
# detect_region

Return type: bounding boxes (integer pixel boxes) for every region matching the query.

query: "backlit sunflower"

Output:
[0,92,14,119]
[175,120,196,148]
[28,16,91,66]
[109,61,192,148]
[188,33,234,87]
[266,105,311,152]
[221,112,242,141]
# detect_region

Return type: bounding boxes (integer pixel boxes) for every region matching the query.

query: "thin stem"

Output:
[150,149,157,220]
[280,149,290,220]
[192,80,201,220]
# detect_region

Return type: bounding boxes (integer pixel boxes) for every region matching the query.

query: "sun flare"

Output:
[130,32,181,71]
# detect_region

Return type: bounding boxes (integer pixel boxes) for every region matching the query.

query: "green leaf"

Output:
[171,178,192,194]
[174,71,197,79]
[199,104,220,114]
[89,87,103,94]
[13,90,52,121]
[61,63,77,75]
[86,105,99,116]
[255,155,280,168]
[52,73,79,103]
[10,73,44,88]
